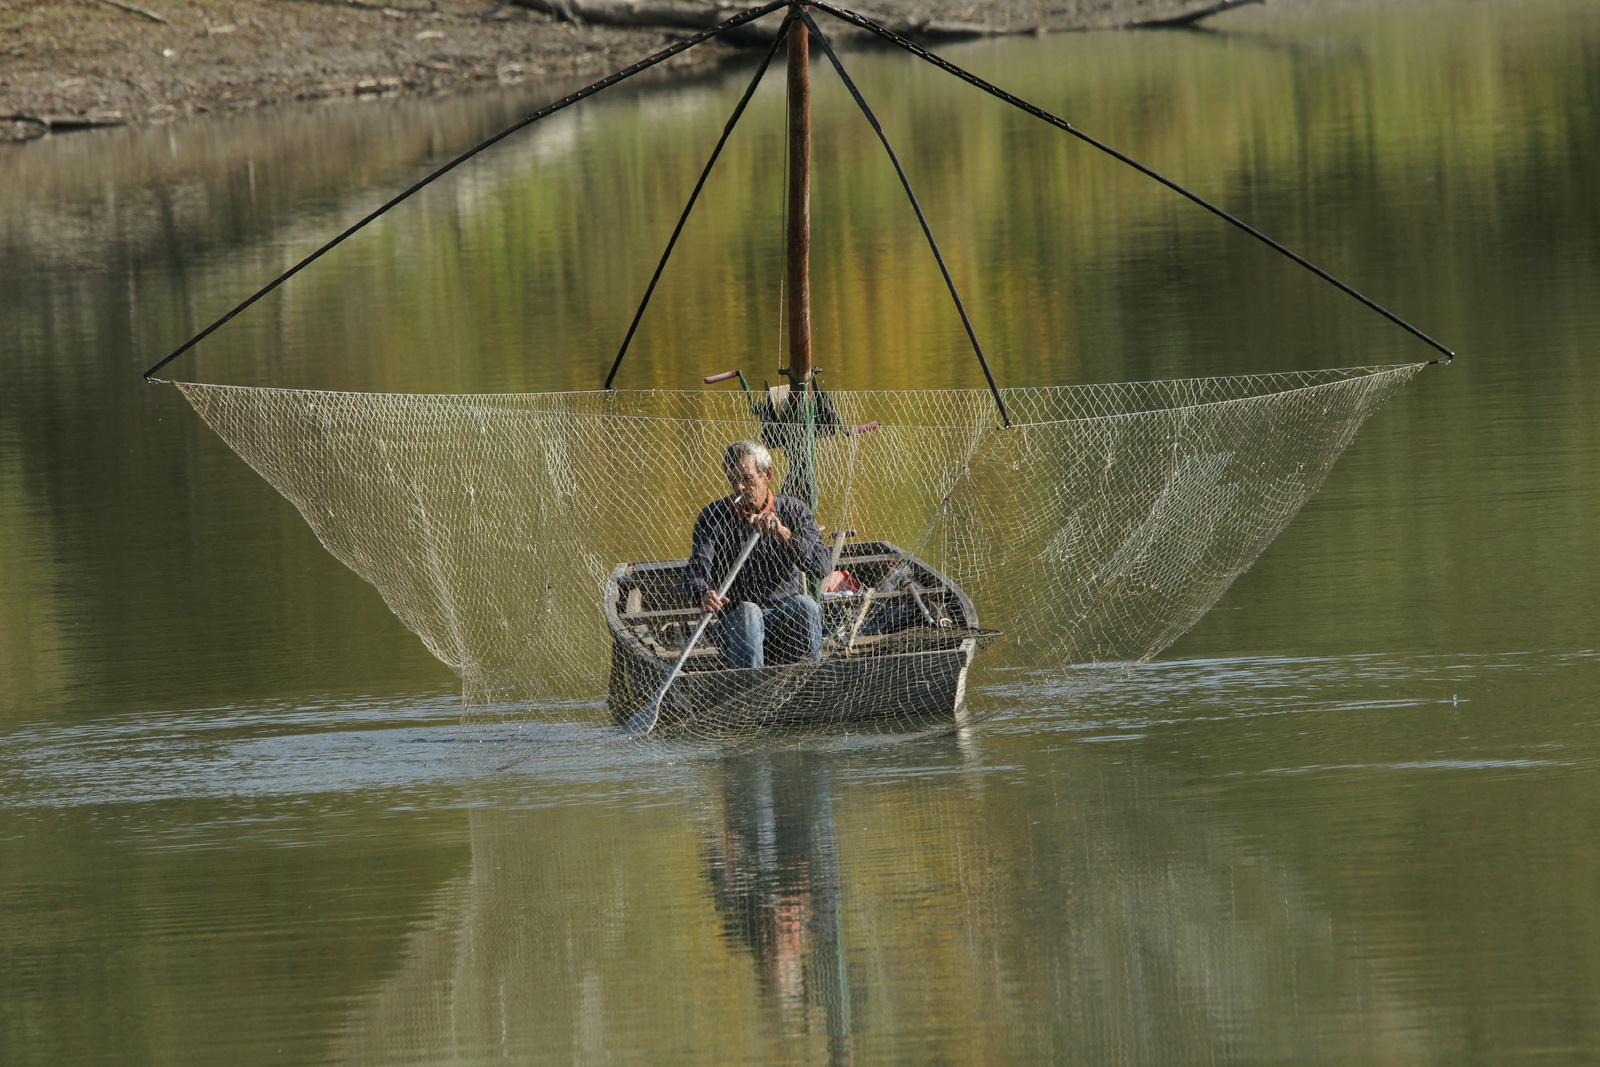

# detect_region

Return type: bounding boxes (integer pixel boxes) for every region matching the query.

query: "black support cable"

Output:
[797,8,1013,426]
[809,0,1456,365]
[604,16,794,390]
[142,0,789,383]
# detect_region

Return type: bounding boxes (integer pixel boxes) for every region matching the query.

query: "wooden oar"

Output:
[625,527,762,737]
[843,587,876,656]
[827,528,849,575]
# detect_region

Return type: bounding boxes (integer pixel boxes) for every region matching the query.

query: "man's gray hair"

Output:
[723,439,773,475]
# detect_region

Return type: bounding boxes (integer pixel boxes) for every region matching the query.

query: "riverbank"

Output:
[1,0,1244,142]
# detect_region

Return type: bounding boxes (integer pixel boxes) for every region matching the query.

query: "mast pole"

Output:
[785,7,812,386]
[783,4,821,531]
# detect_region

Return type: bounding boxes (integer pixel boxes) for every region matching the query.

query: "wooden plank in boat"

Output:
[619,585,945,623]
[829,552,913,567]
[621,605,702,621]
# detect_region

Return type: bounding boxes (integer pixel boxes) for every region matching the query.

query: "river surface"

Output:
[3,0,1599,1062]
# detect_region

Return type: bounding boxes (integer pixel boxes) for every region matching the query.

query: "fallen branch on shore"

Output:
[97,0,170,23]
[1131,0,1265,28]
[512,0,1035,39]
[512,0,742,30]
[271,0,437,11]
[1,112,128,131]
[512,0,1255,39]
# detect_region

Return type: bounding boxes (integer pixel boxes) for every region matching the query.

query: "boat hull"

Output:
[607,635,978,731]
[603,539,988,732]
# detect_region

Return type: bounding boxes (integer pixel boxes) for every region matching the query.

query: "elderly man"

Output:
[686,440,831,669]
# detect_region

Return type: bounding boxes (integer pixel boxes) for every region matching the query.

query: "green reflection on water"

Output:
[1,0,1598,1061]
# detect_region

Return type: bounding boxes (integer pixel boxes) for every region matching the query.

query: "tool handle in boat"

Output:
[906,583,937,627]
[625,529,762,737]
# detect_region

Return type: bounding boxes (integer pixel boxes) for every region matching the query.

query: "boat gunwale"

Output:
[602,539,979,675]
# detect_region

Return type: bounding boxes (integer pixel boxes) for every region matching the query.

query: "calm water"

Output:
[4,0,1599,1061]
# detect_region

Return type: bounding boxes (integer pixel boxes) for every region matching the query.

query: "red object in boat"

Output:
[824,569,861,594]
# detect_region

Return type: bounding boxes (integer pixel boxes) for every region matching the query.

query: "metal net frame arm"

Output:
[604,14,796,391]
[602,4,1015,423]
[797,7,1011,426]
[142,0,1455,387]
[141,0,790,383]
[807,0,1456,365]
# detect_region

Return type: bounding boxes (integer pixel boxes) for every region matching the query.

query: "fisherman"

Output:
[686,439,831,669]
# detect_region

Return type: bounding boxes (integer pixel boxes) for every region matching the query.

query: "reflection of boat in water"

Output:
[604,541,998,731]
[328,738,1448,1062]
[705,753,854,1063]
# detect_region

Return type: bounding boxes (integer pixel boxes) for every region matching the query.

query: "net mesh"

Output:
[175,363,1423,739]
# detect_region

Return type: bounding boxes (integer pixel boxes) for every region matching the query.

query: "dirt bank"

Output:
[1,0,1245,142]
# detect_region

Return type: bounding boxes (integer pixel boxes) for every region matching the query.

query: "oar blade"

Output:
[623,696,662,737]
[623,529,761,739]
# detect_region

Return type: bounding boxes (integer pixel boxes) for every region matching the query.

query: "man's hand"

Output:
[747,509,791,543]
[701,589,729,614]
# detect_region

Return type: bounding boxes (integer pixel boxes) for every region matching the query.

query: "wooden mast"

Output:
[785,10,811,385]
[784,10,819,527]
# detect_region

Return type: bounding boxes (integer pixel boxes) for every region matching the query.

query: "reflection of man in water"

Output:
[705,754,853,1061]
[685,440,831,669]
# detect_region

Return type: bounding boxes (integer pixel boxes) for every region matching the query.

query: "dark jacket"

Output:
[684,495,831,609]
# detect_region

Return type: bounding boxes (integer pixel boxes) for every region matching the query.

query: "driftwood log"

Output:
[1,113,128,132]
[514,0,745,30]
[511,0,1030,39]
[1131,0,1265,28]
[512,0,1266,40]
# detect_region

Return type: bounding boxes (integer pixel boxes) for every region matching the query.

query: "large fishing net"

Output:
[174,362,1423,740]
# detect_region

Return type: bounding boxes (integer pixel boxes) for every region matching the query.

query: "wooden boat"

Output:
[604,539,997,732]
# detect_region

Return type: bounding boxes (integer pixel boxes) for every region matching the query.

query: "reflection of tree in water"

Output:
[705,753,855,1064]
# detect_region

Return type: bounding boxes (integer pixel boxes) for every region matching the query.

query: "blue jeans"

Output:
[715,596,823,670]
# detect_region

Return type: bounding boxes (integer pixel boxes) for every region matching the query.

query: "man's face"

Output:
[726,456,772,506]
